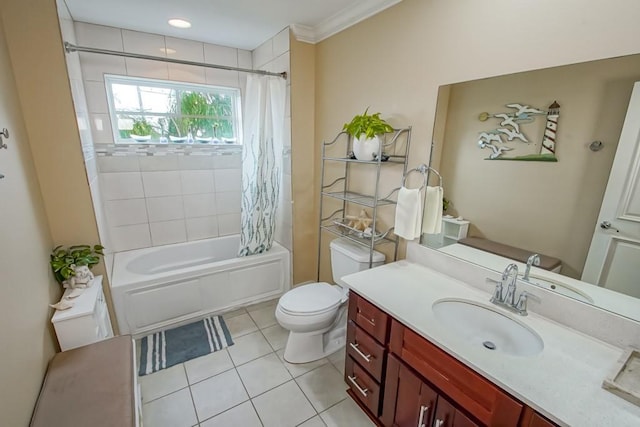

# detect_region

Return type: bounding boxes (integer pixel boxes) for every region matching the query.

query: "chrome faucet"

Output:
[487,263,540,315]
[502,263,519,306]
[523,254,540,281]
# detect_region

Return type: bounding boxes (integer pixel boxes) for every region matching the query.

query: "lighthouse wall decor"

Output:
[476,101,560,161]
[540,101,560,156]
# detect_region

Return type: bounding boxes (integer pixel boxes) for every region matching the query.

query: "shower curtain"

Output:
[238,74,286,256]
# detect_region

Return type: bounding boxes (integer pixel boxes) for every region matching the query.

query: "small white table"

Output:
[51,275,113,351]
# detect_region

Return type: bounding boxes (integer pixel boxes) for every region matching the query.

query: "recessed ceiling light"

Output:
[168,19,191,29]
[160,48,176,55]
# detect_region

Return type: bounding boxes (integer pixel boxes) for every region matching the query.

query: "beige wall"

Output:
[438,55,640,278]
[0,18,59,427]
[290,36,317,284]
[0,0,111,421]
[1,0,101,248]
[313,0,640,280]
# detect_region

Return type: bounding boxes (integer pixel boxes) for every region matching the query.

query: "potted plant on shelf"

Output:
[50,244,104,289]
[129,118,153,142]
[343,108,394,160]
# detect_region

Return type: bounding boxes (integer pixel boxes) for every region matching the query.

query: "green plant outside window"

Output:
[105,75,241,144]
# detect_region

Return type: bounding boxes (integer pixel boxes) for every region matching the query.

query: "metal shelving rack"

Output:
[317,127,412,280]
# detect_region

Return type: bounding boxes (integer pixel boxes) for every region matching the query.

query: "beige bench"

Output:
[31,336,140,427]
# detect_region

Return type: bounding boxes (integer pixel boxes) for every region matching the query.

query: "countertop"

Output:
[342,261,640,427]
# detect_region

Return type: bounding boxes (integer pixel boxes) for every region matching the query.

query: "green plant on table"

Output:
[342,108,394,139]
[50,244,104,284]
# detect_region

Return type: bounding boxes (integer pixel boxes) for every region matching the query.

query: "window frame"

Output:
[104,74,243,145]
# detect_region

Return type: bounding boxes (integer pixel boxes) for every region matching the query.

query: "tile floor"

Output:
[138,300,375,427]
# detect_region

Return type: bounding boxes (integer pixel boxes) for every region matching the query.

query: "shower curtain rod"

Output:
[64,42,287,79]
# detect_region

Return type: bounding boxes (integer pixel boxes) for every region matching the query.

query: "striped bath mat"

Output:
[139,316,233,376]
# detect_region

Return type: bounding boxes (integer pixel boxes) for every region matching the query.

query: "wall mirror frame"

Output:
[420,53,640,323]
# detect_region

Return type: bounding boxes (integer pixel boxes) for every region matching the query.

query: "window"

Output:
[105,75,242,145]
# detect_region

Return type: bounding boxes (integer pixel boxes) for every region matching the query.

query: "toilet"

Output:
[276,238,384,363]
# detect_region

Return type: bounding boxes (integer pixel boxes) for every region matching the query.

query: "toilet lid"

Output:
[279,282,343,315]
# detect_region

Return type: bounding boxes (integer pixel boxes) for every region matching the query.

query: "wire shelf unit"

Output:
[316,127,412,280]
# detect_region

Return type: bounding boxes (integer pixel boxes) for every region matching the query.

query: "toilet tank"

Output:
[329,238,385,286]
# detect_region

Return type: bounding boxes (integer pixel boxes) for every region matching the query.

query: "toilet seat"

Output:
[278,282,343,316]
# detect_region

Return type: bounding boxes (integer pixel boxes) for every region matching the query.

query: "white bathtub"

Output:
[110,235,290,335]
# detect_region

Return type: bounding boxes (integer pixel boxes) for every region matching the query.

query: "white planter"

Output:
[353,135,381,161]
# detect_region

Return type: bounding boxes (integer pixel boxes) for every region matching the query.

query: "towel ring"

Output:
[401,164,443,190]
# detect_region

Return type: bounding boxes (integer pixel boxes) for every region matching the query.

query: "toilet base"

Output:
[282,307,347,364]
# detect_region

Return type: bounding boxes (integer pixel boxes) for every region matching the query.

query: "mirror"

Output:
[421,54,640,322]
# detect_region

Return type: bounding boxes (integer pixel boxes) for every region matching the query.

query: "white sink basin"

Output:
[526,274,594,304]
[432,298,544,357]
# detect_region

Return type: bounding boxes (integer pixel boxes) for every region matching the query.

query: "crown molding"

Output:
[291,0,402,44]
[290,24,317,44]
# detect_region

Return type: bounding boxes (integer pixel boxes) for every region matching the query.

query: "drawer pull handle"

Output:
[357,309,376,326]
[417,405,429,427]
[433,419,444,427]
[349,342,372,363]
[347,375,369,397]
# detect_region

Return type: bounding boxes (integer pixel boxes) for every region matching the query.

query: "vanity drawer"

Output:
[347,320,386,380]
[348,292,389,344]
[346,355,382,417]
[390,319,523,426]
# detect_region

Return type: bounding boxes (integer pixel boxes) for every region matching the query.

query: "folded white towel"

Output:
[395,187,423,240]
[423,186,443,234]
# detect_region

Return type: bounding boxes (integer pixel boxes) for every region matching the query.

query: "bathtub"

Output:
[110,235,290,335]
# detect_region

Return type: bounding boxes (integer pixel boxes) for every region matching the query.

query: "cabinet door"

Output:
[95,290,113,339]
[390,320,522,426]
[393,363,437,427]
[392,362,421,426]
[418,382,438,427]
[432,397,479,427]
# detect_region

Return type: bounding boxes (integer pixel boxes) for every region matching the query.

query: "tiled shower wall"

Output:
[73,22,292,253]
[97,153,242,251]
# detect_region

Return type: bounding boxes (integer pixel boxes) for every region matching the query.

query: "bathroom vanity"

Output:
[346,291,550,426]
[341,252,640,426]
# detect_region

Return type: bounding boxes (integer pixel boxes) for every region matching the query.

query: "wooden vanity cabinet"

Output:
[434,397,481,427]
[345,291,559,427]
[346,355,383,415]
[388,320,523,426]
[345,292,391,420]
[347,318,386,378]
[518,408,557,427]
[383,354,479,427]
[348,291,390,343]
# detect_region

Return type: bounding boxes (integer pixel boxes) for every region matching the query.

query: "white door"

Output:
[582,81,640,298]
